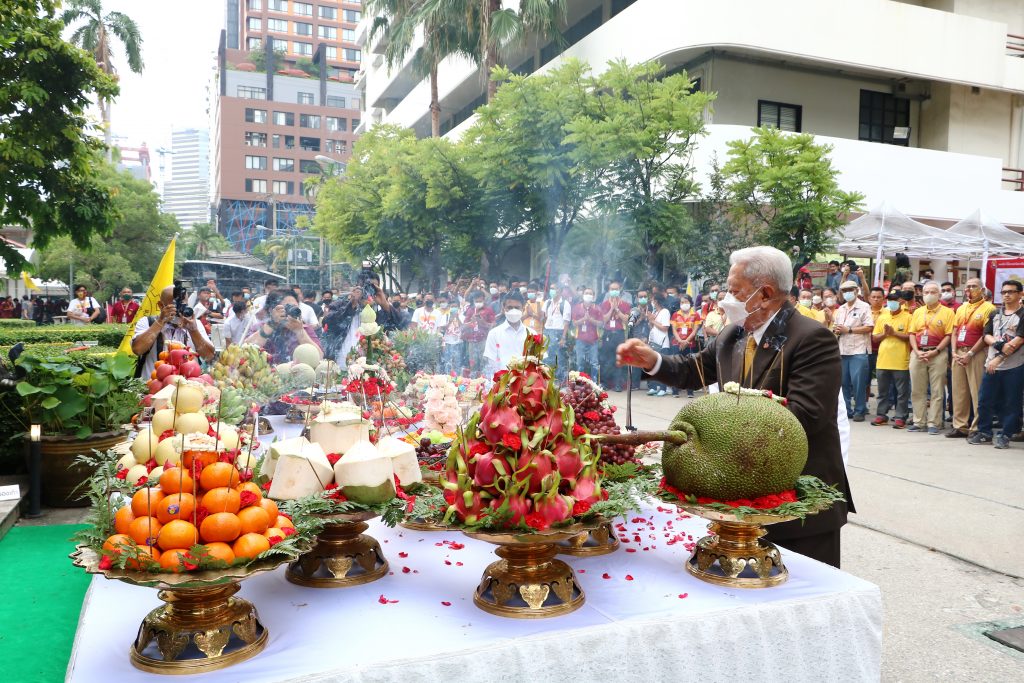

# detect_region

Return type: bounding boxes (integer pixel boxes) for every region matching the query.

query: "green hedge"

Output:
[0,320,35,328]
[0,344,120,362]
[0,324,128,347]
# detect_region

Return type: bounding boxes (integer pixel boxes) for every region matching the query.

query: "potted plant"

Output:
[12,351,143,506]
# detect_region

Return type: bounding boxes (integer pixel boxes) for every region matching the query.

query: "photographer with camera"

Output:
[244,291,321,363]
[321,271,405,364]
[131,285,214,378]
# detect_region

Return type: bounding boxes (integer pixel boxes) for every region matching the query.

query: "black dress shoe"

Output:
[945,429,967,438]
[1011,432,1024,443]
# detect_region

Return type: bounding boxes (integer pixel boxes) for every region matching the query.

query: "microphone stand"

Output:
[624,310,639,432]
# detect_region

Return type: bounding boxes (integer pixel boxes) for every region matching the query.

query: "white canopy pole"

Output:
[874,242,884,287]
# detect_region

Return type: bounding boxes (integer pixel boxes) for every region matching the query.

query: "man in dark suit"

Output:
[617,246,854,567]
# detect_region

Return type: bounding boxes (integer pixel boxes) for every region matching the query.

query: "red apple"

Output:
[178,360,202,379]
[162,375,182,389]
[167,348,190,366]
[195,374,214,385]
[155,364,176,381]
[141,395,153,407]
[147,378,163,395]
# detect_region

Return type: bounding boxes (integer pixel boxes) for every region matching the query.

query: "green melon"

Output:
[662,393,808,500]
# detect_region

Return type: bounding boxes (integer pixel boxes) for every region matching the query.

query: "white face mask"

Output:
[941,291,954,301]
[812,296,822,305]
[505,309,523,323]
[681,303,691,312]
[474,302,484,309]
[489,287,498,295]
[519,287,527,294]
[439,302,449,309]
[718,287,762,327]
[923,293,939,306]
[609,289,620,298]
[842,291,856,302]
[582,294,595,303]
[824,297,835,307]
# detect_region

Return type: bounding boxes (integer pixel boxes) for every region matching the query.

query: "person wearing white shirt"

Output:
[252,279,279,313]
[543,286,572,380]
[224,301,255,345]
[66,285,101,325]
[437,295,465,374]
[411,294,441,332]
[484,293,534,375]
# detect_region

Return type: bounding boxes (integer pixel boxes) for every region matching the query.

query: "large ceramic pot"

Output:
[40,430,128,507]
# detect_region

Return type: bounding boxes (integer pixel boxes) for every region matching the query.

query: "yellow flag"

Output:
[118,237,176,354]
[685,279,694,297]
[21,272,38,291]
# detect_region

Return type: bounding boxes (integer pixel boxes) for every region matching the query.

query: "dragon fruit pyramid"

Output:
[443,334,603,530]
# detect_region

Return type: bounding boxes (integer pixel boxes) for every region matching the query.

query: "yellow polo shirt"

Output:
[797,305,826,325]
[873,308,913,370]
[908,304,955,349]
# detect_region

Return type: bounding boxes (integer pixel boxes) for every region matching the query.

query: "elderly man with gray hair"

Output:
[616,246,854,567]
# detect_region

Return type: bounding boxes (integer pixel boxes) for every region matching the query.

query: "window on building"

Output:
[295,42,313,56]
[268,18,288,32]
[299,136,321,151]
[859,89,910,146]
[273,111,295,126]
[268,0,288,11]
[273,157,295,172]
[273,134,296,149]
[298,92,315,105]
[295,21,312,36]
[324,46,337,60]
[318,25,337,40]
[757,100,802,132]
[245,108,268,123]
[342,28,355,42]
[247,17,262,31]
[352,118,360,129]
[326,116,346,132]
[245,155,268,170]
[272,38,288,51]
[326,139,347,154]
[294,2,313,16]
[299,159,322,174]
[326,95,345,108]
[245,178,268,193]
[247,0,262,9]
[272,180,295,195]
[237,85,267,99]
[246,37,263,50]
[319,5,337,19]
[610,0,636,17]
[344,9,361,22]
[300,113,320,128]
[245,131,268,147]
[343,48,361,62]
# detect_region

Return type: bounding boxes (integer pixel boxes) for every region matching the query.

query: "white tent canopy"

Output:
[945,209,1024,275]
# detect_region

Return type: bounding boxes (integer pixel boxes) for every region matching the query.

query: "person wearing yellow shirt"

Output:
[907,281,956,433]
[947,278,995,437]
[797,289,826,324]
[871,292,913,428]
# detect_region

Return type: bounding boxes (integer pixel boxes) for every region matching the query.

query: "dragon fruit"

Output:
[443,334,602,529]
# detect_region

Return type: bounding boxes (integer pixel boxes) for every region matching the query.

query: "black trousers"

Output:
[769,529,842,568]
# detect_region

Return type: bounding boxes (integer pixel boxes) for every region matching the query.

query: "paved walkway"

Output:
[606,388,1024,682]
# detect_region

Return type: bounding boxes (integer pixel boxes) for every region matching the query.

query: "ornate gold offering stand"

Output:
[71,546,290,674]
[676,504,796,588]
[557,517,619,557]
[286,511,388,587]
[463,524,594,618]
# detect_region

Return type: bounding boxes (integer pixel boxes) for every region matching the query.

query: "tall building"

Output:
[213,0,363,252]
[164,128,211,230]
[357,0,1024,228]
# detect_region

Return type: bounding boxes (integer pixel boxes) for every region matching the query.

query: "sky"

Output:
[69,1,225,190]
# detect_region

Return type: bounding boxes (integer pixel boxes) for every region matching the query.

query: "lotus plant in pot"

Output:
[13,351,143,506]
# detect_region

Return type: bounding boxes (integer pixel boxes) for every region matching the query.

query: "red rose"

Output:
[195,506,211,526]
[571,424,586,437]
[134,476,148,486]
[158,429,176,442]
[115,469,128,480]
[238,468,253,482]
[267,535,284,546]
[582,411,600,421]
[779,489,798,503]
[532,334,543,344]
[525,512,548,530]
[144,459,158,472]
[572,500,591,516]
[98,555,114,570]
[239,491,259,509]
[470,443,490,456]
[492,370,508,383]
[218,451,235,464]
[283,527,296,537]
[326,453,342,466]
[502,433,523,450]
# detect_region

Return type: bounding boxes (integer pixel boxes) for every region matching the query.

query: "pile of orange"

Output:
[103,450,296,573]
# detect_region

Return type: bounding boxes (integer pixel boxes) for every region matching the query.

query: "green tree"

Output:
[0,0,119,273]
[565,60,714,277]
[720,126,864,263]
[179,222,231,260]
[62,0,144,160]
[37,164,179,300]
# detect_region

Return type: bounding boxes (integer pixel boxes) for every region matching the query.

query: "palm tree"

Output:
[62,0,144,160]
[180,222,231,260]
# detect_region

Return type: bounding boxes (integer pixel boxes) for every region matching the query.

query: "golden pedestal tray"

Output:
[675,503,797,589]
[463,524,593,619]
[557,518,619,557]
[398,470,447,532]
[285,511,388,587]
[70,546,293,674]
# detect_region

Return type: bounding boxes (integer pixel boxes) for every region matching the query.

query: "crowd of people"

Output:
[0,294,70,324]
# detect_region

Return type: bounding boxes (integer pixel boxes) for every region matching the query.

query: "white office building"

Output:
[356,0,1024,228]
[164,128,212,229]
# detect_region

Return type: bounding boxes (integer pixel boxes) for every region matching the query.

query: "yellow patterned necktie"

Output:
[743,334,757,384]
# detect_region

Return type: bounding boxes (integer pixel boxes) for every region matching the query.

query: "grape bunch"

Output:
[416,437,449,470]
[561,379,638,465]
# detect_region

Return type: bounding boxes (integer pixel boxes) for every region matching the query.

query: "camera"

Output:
[993,340,1007,353]
[284,304,302,320]
[360,260,378,294]
[173,281,194,319]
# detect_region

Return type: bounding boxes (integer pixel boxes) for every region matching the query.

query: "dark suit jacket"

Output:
[650,301,854,539]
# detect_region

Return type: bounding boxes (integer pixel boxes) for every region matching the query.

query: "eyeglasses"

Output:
[1001,290,1020,295]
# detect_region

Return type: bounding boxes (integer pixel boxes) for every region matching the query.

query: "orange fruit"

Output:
[159,549,195,573]
[200,462,240,490]
[156,493,196,525]
[131,488,165,517]
[128,516,163,546]
[183,450,218,471]
[274,515,295,531]
[232,533,270,560]
[103,533,135,553]
[236,482,262,497]
[203,542,235,565]
[126,545,161,570]
[200,512,242,543]
[258,498,279,519]
[264,528,286,542]
[202,487,241,514]
[159,468,195,495]
[157,519,199,551]
[237,506,269,535]
[114,506,135,535]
